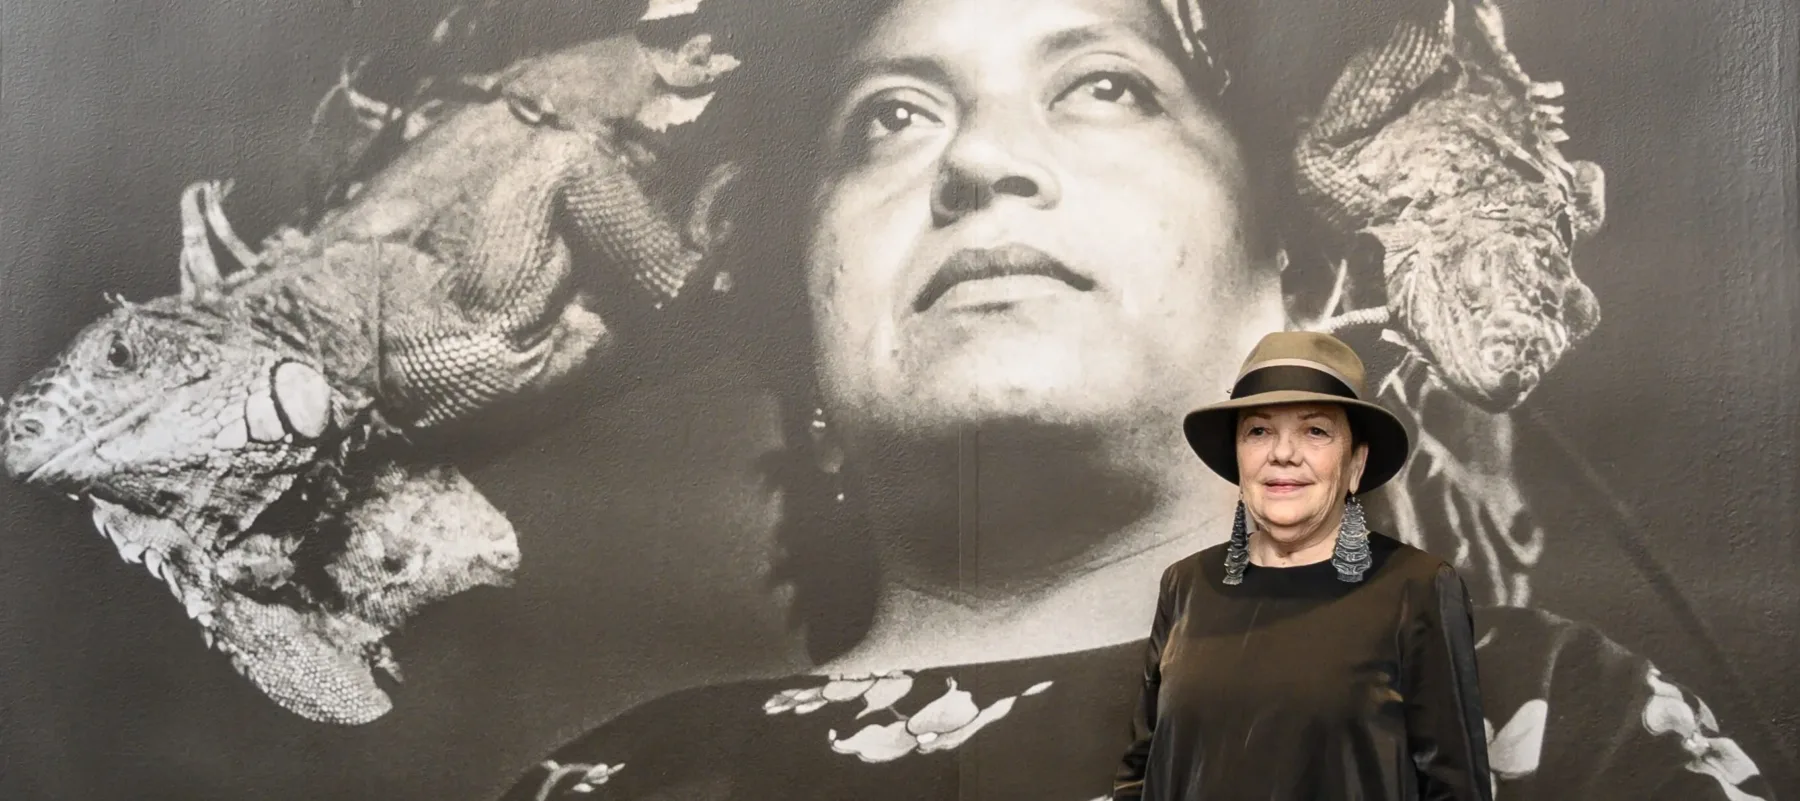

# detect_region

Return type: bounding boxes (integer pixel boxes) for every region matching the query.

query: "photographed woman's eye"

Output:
[1054,70,1162,116]
[849,96,942,143]
[1085,74,1133,103]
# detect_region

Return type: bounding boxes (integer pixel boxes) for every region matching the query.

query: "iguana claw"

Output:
[179,182,224,302]
[201,180,264,270]
[179,179,265,302]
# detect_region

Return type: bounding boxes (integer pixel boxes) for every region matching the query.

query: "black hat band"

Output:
[1229,364,1360,402]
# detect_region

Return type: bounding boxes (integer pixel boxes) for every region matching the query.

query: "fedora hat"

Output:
[1183,331,1411,493]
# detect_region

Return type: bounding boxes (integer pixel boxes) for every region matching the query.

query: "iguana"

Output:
[0,20,741,724]
[1293,0,1607,412]
[85,458,519,726]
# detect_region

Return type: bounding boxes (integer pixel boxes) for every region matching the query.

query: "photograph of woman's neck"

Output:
[788,0,1282,672]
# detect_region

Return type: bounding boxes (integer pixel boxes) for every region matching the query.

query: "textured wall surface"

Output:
[1,1,1794,799]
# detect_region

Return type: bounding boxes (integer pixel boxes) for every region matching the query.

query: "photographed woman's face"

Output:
[804,0,1275,443]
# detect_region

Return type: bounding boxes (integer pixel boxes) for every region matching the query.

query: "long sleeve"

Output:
[1112,562,1180,801]
[1405,564,1494,801]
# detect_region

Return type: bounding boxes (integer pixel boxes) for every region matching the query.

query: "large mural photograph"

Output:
[1,0,1794,799]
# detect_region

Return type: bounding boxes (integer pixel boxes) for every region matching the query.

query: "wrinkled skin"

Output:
[1295,0,1605,412]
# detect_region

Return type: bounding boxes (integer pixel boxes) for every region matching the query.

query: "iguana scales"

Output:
[1294,0,1607,412]
[0,24,740,724]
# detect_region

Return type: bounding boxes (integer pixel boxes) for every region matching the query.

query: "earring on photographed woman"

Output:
[809,405,846,503]
[774,400,878,664]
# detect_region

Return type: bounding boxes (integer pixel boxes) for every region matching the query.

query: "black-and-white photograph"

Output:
[1,0,1794,799]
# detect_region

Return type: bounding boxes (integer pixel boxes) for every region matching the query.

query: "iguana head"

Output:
[2,296,519,726]
[1374,170,1603,412]
[1368,63,1607,412]
[1,296,334,533]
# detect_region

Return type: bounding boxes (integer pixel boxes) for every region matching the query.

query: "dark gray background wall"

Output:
[2,0,1795,799]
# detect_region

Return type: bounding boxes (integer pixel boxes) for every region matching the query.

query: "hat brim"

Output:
[1182,390,1411,493]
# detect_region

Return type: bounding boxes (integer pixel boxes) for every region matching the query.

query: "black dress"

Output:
[1114,533,1489,800]
[496,533,1777,801]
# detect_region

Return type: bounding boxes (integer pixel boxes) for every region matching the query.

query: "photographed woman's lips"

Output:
[1263,480,1311,495]
[913,244,1095,312]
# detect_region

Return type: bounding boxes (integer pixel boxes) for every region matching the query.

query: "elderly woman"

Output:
[1113,330,1490,800]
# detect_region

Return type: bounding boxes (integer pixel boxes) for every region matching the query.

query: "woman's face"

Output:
[804,0,1278,443]
[1235,402,1368,543]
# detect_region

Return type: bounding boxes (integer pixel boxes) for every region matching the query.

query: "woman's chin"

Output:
[1253,504,1330,537]
[843,369,1163,439]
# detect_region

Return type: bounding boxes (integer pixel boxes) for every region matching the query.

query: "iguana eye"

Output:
[106,335,136,370]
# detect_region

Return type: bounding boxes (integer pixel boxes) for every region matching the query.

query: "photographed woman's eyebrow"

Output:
[1037,25,1128,58]
[1037,22,1171,61]
[839,55,952,92]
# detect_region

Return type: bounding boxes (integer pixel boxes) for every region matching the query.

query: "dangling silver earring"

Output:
[1222,500,1250,585]
[1332,493,1372,583]
[809,406,846,503]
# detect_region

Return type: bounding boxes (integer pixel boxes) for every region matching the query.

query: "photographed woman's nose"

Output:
[930,114,1061,226]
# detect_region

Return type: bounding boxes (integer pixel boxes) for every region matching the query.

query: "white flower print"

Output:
[856,673,917,717]
[763,685,829,715]
[1483,699,1547,798]
[764,672,1054,764]
[764,671,916,718]
[534,760,624,800]
[1485,699,1548,778]
[1640,667,1766,801]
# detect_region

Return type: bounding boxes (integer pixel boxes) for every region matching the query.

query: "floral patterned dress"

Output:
[497,535,1775,801]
